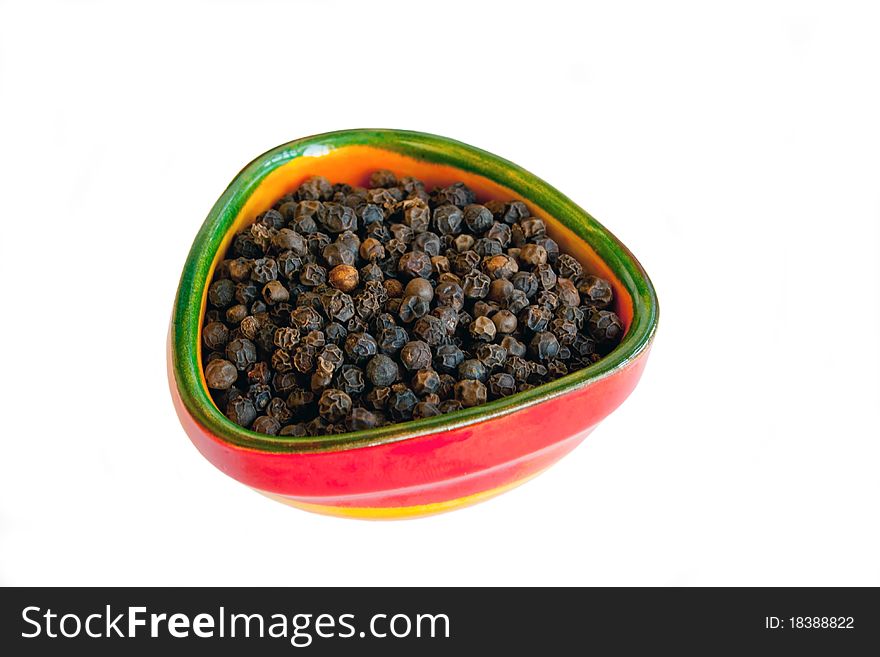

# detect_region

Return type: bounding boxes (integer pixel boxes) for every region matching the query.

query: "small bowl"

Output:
[168,129,658,519]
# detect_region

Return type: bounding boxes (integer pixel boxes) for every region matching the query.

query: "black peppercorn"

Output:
[344,332,378,363]
[529,331,560,360]
[462,271,491,299]
[292,346,316,374]
[431,305,459,336]
[266,397,293,424]
[247,361,272,386]
[434,281,464,311]
[488,278,514,303]
[290,306,323,332]
[286,388,315,416]
[434,343,465,373]
[336,364,366,396]
[534,264,557,290]
[226,338,257,371]
[404,277,434,303]
[233,232,262,258]
[226,396,257,427]
[297,176,333,201]
[300,262,327,287]
[504,357,531,384]
[398,294,430,323]
[262,280,289,304]
[273,372,300,395]
[458,358,488,382]
[550,318,578,346]
[412,315,446,346]
[433,204,464,235]
[253,415,281,435]
[347,407,382,431]
[463,204,493,234]
[556,254,583,279]
[397,250,433,279]
[520,305,552,333]
[226,304,249,325]
[506,289,530,314]
[412,402,442,419]
[476,343,507,370]
[318,388,352,422]
[588,309,624,346]
[439,399,464,413]
[366,354,399,387]
[365,386,391,410]
[280,423,309,437]
[488,372,517,398]
[386,384,419,420]
[208,279,236,308]
[320,288,355,322]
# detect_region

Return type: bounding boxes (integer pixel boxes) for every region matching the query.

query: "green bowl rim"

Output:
[171,129,659,454]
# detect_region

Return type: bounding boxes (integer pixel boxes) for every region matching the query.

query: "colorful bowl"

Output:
[168,129,659,519]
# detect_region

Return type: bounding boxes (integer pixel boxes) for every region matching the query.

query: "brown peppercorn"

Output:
[383,278,404,299]
[555,278,581,307]
[483,254,518,280]
[329,264,359,292]
[225,304,248,325]
[359,237,385,261]
[262,280,290,304]
[431,255,450,274]
[491,310,518,334]
[273,326,301,350]
[203,321,230,350]
[205,359,238,390]
[454,379,487,408]
[469,316,497,342]
[453,234,475,252]
[519,243,548,267]
[579,275,614,309]
[488,278,514,303]
[404,277,434,303]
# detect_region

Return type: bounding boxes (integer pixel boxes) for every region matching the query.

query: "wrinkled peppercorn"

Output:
[588,309,624,347]
[488,372,517,398]
[203,321,230,350]
[454,379,487,407]
[411,368,441,396]
[205,359,238,390]
[400,340,432,371]
[318,389,352,422]
[386,384,419,420]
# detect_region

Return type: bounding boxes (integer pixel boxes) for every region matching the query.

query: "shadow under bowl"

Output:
[168,129,659,519]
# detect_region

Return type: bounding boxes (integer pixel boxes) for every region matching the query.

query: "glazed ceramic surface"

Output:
[169,129,658,518]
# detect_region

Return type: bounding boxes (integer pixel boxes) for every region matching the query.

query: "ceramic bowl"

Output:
[168,129,658,519]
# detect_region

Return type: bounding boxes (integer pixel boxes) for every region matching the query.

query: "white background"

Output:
[1,0,878,586]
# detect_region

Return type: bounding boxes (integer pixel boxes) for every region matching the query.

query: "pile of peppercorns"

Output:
[201,171,624,436]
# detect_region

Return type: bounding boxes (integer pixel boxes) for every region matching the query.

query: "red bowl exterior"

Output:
[169,339,650,515]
